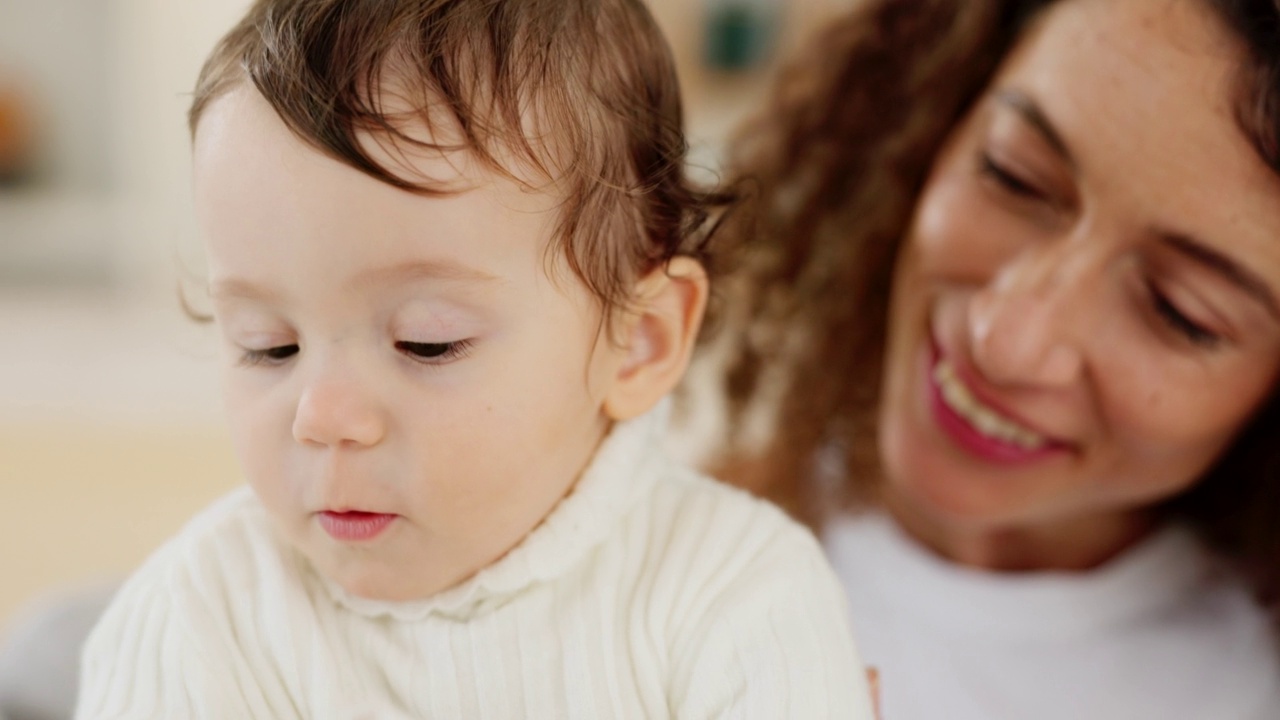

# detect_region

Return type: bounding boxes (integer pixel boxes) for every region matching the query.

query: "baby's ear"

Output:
[602,257,708,421]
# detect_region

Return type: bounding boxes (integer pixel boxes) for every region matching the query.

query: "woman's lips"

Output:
[317,511,397,541]
[925,343,1070,464]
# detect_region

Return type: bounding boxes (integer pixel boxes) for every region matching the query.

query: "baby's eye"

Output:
[396,340,473,364]
[240,344,300,367]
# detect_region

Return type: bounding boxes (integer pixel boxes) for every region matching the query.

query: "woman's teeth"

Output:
[934,360,1048,450]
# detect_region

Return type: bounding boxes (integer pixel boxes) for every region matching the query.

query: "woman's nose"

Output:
[967,245,1089,388]
[291,360,387,449]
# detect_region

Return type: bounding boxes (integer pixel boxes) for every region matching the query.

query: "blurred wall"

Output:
[2,0,854,292]
[0,0,115,190]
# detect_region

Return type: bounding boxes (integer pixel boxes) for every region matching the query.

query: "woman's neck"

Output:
[881,489,1158,572]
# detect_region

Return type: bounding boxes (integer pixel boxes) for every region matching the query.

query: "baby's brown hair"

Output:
[190,0,730,318]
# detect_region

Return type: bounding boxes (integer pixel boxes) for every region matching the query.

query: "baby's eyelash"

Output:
[396,339,474,364]
[237,340,475,367]
[239,344,300,367]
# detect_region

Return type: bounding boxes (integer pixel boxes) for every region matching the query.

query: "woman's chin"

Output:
[879,419,1033,530]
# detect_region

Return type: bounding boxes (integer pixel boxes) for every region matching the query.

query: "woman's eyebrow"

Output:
[1161,232,1280,321]
[994,89,1076,168]
[988,90,1280,322]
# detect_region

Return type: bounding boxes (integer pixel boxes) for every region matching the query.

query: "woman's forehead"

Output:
[996,0,1242,139]
[980,0,1280,264]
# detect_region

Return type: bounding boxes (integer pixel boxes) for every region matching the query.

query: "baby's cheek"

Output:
[226,403,294,497]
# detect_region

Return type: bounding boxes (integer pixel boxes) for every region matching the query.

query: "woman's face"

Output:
[879,0,1280,548]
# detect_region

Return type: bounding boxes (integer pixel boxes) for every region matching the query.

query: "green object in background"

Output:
[704,0,777,72]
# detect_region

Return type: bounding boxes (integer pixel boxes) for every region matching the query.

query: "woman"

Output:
[715,0,1280,717]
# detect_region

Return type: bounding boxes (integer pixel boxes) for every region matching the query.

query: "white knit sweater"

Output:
[76,407,873,719]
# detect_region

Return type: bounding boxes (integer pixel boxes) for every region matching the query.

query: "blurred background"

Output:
[0,0,854,655]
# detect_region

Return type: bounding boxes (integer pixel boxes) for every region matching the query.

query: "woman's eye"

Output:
[979,153,1047,201]
[396,339,473,363]
[240,344,300,366]
[1149,288,1220,348]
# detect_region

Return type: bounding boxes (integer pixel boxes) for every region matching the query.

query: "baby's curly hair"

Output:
[189,0,732,321]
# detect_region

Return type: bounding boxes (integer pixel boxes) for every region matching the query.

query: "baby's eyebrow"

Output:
[209,278,280,303]
[210,259,501,302]
[351,259,503,289]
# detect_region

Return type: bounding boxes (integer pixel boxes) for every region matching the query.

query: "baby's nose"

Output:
[292,363,386,448]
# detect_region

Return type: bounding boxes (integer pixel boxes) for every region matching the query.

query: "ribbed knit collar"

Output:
[316,401,670,622]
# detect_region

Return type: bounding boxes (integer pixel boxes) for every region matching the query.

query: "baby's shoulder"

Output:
[105,487,290,615]
[177,485,274,543]
[78,489,306,716]
[647,464,822,556]
[626,463,835,605]
[620,464,867,714]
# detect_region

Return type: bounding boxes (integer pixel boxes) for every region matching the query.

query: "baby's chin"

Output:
[299,538,479,604]
[320,558,446,603]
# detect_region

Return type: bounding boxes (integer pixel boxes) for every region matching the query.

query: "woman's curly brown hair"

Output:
[716,0,1280,608]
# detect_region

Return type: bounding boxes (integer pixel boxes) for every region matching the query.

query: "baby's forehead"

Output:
[206,82,566,214]
[197,85,589,312]
[357,67,575,197]
[197,85,568,245]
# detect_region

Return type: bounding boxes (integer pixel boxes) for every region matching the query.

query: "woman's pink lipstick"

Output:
[317,511,396,541]
[926,345,1067,465]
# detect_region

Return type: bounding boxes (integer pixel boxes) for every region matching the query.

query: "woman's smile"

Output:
[925,344,1075,464]
[873,0,1280,552]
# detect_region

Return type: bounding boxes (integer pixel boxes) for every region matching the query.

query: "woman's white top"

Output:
[826,512,1280,720]
[76,406,873,719]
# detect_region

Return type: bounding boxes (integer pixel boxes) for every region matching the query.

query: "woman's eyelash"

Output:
[396,339,473,364]
[1149,287,1220,348]
[240,344,300,367]
[979,153,1045,199]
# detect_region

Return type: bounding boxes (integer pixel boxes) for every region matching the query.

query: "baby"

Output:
[75,0,873,717]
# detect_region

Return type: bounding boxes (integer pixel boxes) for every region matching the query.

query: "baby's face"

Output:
[193,86,626,601]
